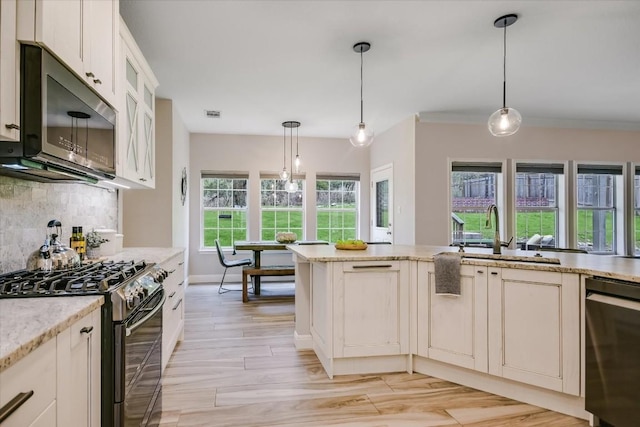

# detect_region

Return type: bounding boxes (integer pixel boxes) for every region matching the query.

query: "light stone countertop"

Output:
[0,247,184,372]
[287,244,640,283]
[0,296,103,372]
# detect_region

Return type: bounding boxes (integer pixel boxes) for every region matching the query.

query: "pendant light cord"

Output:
[289,126,294,182]
[296,126,299,156]
[360,49,364,124]
[282,125,286,169]
[502,18,507,109]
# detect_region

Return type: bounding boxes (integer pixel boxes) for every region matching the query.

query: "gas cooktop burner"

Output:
[0,260,149,297]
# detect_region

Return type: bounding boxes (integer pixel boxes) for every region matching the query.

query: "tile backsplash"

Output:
[0,176,118,273]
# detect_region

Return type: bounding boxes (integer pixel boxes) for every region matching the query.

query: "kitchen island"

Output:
[287,244,640,421]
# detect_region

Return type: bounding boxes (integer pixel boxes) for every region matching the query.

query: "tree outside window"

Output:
[202,176,247,248]
[260,178,304,240]
[316,179,358,242]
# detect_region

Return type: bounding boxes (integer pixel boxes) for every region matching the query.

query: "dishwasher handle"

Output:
[587,292,640,312]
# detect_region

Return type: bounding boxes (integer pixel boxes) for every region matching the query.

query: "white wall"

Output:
[188,133,370,281]
[122,99,190,254]
[370,115,417,244]
[414,121,640,246]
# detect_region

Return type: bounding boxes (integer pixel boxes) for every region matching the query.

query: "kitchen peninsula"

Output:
[287,244,640,421]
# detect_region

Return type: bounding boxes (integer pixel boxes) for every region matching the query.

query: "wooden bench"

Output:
[242,265,295,302]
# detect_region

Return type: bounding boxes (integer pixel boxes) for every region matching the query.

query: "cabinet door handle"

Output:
[4,123,19,130]
[139,178,147,182]
[178,262,184,266]
[178,281,184,286]
[168,269,176,274]
[85,72,95,78]
[93,78,102,85]
[169,291,176,298]
[172,298,183,311]
[352,264,393,269]
[0,391,34,423]
[491,272,498,275]
[80,326,94,334]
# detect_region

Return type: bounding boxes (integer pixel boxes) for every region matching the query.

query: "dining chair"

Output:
[215,239,253,293]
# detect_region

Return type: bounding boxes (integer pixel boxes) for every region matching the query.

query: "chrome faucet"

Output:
[486,204,501,254]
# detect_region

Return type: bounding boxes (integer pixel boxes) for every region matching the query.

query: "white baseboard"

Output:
[294,331,313,350]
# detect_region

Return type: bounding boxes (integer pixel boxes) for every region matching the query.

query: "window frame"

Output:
[514,163,565,250]
[200,173,249,250]
[575,164,624,254]
[449,160,505,247]
[259,175,305,241]
[315,174,360,243]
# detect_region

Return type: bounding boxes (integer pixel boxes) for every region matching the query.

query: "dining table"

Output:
[233,240,328,294]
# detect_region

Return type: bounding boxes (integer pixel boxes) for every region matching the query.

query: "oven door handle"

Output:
[126,291,166,337]
[587,292,640,312]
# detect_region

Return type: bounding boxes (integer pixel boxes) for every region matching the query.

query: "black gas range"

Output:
[0,260,167,426]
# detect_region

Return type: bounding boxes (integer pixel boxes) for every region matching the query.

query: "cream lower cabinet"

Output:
[0,307,101,427]
[56,308,102,427]
[334,261,410,358]
[161,251,186,370]
[311,260,410,377]
[488,268,580,396]
[416,262,488,372]
[417,262,580,396]
[0,338,57,427]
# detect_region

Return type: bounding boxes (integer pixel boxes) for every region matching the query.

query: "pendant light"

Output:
[488,14,521,137]
[282,121,300,193]
[279,123,290,180]
[294,124,301,173]
[349,42,374,147]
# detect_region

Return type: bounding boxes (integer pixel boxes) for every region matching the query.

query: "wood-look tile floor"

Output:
[157,282,588,427]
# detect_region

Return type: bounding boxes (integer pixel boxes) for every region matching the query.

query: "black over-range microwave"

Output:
[0,44,116,184]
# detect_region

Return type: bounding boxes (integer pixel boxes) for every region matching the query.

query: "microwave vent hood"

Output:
[0,45,116,184]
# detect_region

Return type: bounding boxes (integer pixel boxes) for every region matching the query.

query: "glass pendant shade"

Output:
[279,168,289,180]
[285,180,298,193]
[488,107,521,137]
[349,123,374,147]
[294,155,301,173]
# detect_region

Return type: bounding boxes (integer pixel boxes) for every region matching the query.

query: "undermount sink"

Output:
[451,252,561,265]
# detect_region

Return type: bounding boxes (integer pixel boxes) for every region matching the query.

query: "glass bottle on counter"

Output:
[79,226,86,261]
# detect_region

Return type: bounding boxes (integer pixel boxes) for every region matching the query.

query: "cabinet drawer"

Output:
[0,339,56,427]
[342,260,400,272]
[161,253,185,290]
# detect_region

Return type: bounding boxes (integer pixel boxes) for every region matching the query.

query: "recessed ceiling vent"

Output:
[205,110,221,118]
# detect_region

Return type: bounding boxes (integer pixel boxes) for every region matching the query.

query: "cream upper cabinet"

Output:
[487,268,581,396]
[57,308,102,427]
[161,251,186,371]
[0,0,20,141]
[16,0,118,106]
[416,262,488,372]
[117,18,158,189]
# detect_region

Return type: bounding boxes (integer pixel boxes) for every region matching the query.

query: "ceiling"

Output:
[119,1,640,139]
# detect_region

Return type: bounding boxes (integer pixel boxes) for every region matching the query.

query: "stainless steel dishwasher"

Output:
[585,276,640,427]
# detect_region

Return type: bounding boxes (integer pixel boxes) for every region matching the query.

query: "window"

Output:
[316,175,359,242]
[260,177,304,240]
[451,162,503,246]
[515,163,564,250]
[635,166,640,254]
[201,174,248,248]
[576,164,623,254]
